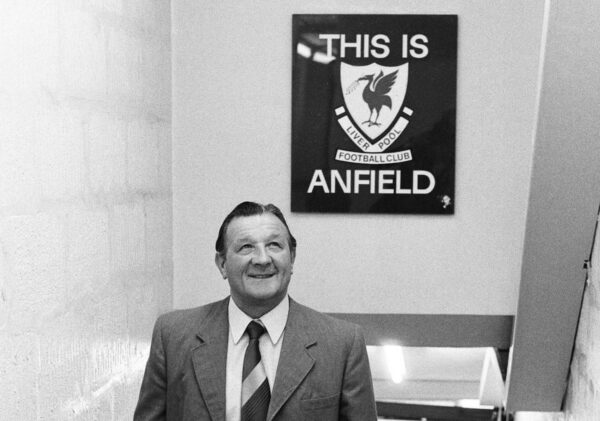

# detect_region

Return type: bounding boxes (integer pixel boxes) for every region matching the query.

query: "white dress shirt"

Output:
[225,295,289,421]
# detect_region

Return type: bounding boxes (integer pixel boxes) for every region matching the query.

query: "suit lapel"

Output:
[267,299,316,421]
[191,298,229,421]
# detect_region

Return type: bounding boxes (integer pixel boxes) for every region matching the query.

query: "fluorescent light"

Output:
[383,345,406,384]
[457,399,487,409]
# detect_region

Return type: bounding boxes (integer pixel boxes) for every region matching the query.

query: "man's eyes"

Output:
[236,242,283,252]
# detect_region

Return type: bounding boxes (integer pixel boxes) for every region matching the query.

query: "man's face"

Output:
[215,213,295,314]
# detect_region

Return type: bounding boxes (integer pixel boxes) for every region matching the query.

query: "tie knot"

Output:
[246,321,266,340]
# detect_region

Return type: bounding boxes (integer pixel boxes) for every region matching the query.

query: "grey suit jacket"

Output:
[134,297,377,421]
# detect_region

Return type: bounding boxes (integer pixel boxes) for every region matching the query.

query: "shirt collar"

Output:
[228,295,289,345]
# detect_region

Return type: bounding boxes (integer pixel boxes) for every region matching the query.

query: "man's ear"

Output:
[215,252,227,279]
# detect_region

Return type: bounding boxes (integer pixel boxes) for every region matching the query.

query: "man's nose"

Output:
[251,245,271,265]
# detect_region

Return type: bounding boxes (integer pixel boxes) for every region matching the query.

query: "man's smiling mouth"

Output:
[248,273,276,279]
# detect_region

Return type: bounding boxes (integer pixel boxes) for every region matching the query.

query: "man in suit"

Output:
[134,201,377,421]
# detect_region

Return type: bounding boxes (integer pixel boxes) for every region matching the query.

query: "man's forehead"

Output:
[226,214,288,240]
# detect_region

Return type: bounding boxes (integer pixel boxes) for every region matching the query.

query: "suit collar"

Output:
[190,297,318,421]
[192,297,230,421]
[267,298,316,421]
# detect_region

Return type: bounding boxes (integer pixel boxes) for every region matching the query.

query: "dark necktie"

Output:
[241,321,270,421]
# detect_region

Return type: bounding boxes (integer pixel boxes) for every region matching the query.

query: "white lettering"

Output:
[378,170,395,194]
[371,34,390,58]
[318,33,392,59]
[319,34,340,57]
[353,170,371,193]
[402,34,429,58]
[395,171,411,194]
[331,170,351,193]
[410,34,429,58]
[413,170,435,194]
[307,170,329,193]
[306,169,437,195]
[340,34,362,58]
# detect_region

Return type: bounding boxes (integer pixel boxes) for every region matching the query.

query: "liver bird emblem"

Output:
[356,70,399,126]
[341,63,408,140]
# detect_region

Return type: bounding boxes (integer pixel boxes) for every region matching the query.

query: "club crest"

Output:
[341,62,409,140]
[334,62,414,162]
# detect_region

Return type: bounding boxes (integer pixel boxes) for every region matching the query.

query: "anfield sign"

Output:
[291,15,457,214]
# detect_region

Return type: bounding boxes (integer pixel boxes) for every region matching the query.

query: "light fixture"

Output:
[383,345,406,384]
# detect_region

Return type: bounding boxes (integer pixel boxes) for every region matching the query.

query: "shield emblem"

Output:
[341,62,409,141]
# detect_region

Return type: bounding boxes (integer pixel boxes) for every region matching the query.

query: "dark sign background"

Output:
[292,15,457,214]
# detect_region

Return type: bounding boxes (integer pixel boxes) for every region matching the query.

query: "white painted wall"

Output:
[504,0,600,411]
[514,223,600,421]
[173,0,545,314]
[0,1,172,419]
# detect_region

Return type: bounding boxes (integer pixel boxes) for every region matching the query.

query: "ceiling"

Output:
[368,345,501,403]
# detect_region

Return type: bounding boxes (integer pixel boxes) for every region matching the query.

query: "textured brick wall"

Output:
[0,1,172,419]
[515,218,600,421]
